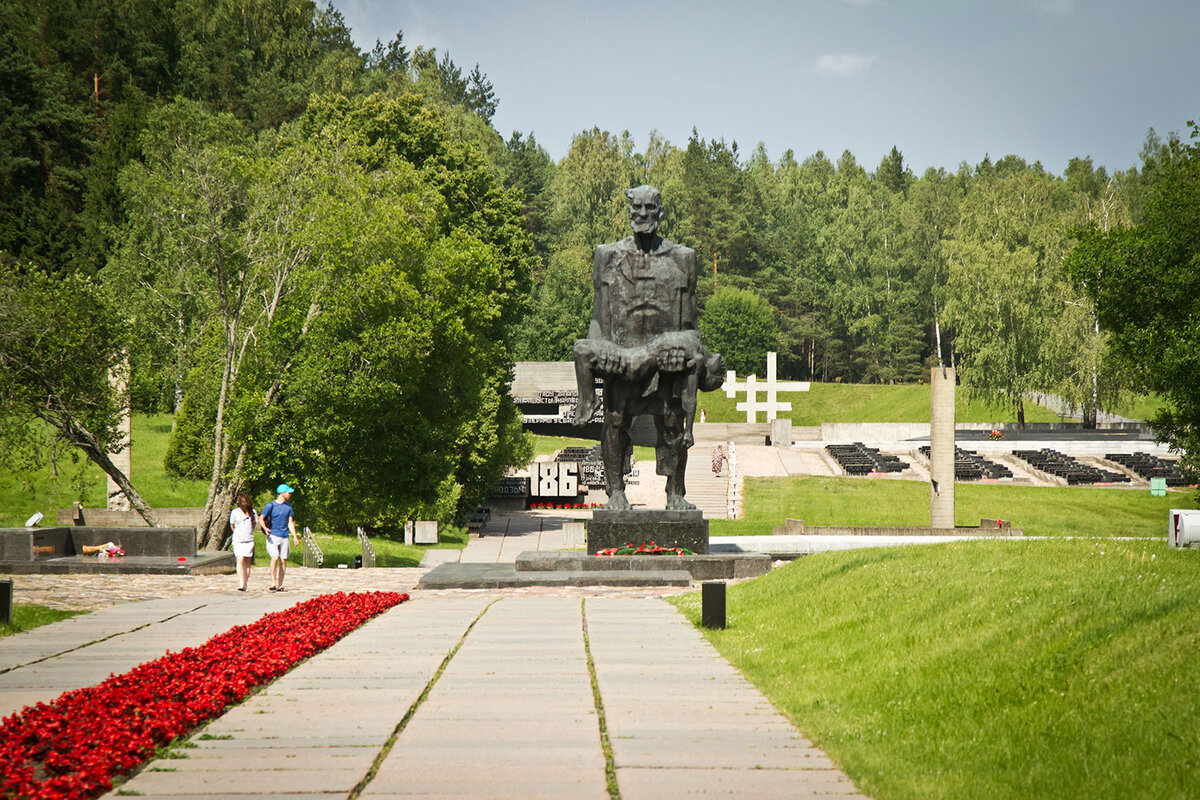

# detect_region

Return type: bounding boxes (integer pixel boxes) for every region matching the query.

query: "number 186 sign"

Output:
[530,462,579,498]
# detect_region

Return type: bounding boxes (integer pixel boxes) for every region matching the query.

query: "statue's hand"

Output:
[597,347,631,377]
[656,346,692,373]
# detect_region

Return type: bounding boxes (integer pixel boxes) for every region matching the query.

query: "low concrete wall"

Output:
[770,517,1020,537]
[808,525,1021,537]
[693,423,772,445]
[56,506,206,527]
[820,421,1152,442]
[821,423,931,443]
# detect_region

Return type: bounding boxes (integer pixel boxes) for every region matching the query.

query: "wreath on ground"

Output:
[596,542,695,556]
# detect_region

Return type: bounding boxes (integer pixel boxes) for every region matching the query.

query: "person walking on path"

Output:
[711,445,727,477]
[259,484,299,592]
[229,493,257,591]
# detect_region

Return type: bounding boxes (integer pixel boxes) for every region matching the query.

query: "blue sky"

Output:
[331,0,1200,175]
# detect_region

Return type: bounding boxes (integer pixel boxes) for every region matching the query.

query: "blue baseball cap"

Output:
[277,483,295,494]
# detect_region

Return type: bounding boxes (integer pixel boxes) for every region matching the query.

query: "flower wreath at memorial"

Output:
[595,542,695,556]
[0,590,408,800]
[528,502,602,510]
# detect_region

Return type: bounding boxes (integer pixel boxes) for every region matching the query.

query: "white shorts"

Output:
[265,535,290,560]
[232,538,254,559]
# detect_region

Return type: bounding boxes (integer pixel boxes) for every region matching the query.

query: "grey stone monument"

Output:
[930,366,956,529]
[573,185,724,553]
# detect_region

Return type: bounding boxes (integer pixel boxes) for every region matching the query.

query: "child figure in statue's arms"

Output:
[573,329,723,446]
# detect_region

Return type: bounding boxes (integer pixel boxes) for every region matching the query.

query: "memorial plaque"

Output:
[414,520,438,545]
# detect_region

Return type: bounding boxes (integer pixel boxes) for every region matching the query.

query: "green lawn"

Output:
[671,538,1200,799]
[1110,393,1166,422]
[709,476,1190,538]
[0,413,208,527]
[1,603,87,638]
[129,414,209,507]
[529,434,655,464]
[698,383,1064,425]
[245,526,468,569]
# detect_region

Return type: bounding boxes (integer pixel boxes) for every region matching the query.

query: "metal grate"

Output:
[357,526,376,569]
[301,526,323,568]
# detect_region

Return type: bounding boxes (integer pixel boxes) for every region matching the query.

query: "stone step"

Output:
[417,562,693,590]
[683,447,729,519]
[0,553,234,575]
[515,551,771,580]
[794,425,822,441]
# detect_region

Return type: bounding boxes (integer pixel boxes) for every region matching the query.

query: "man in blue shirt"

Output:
[258,483,300,592]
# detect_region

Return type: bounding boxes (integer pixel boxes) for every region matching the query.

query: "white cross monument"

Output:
[722,352,810,423]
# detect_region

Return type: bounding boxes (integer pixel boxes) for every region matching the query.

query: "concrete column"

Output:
[106,354,131,512]
[930,366,955,529]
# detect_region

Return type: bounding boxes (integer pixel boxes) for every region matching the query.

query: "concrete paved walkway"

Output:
[2,592,866,799]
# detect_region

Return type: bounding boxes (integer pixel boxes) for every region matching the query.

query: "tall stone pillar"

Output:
[930,366,955,529]
[107,355,131,512]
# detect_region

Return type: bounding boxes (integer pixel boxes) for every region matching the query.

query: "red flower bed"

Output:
[0,591,408,800]
[528,502,602,510]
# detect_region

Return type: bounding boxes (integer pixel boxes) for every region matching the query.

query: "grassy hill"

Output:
[671,538,1200,799]
[0,414,208,528]
[700,383,1067,425]
[710,476,1187,538]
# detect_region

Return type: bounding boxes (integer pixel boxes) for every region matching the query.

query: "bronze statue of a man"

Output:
[573,185,723,510]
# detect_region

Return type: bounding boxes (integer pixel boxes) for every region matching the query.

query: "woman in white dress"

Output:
[230,493,257,591]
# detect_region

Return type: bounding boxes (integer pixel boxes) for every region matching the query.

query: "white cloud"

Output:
[838,0,876,5]
[815,53,877,78]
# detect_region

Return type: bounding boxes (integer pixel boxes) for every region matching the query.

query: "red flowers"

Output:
[527,502,601,510]
[596,542,695,556]
[0,591,408,800]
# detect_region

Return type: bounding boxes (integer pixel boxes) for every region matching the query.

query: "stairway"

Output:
[684,443,731,519]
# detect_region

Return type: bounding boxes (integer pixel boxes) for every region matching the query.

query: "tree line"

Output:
[0,1,529,544]
[1,1,1196,539]
[505,125,1185,427]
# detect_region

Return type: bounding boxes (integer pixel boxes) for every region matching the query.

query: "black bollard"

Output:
[0,579,12,626]
[701,580,726,629]
[354,555,363,569]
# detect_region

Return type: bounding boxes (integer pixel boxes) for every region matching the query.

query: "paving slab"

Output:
[362,597,609,800]
[616,766,866,798]
[105,596,492,798]
[5,588,868,799]
[0,595,213,671]
[585,597,868,799]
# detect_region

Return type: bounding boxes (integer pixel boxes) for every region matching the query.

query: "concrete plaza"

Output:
[2,580,866,799]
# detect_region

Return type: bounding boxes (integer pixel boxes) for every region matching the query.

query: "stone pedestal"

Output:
[587,508,709,554]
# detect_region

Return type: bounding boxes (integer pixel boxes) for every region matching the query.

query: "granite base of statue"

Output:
[587,508,709,555]
[572,185,722,556]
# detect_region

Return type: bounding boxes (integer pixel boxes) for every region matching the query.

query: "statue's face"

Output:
[629,195,660,235]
